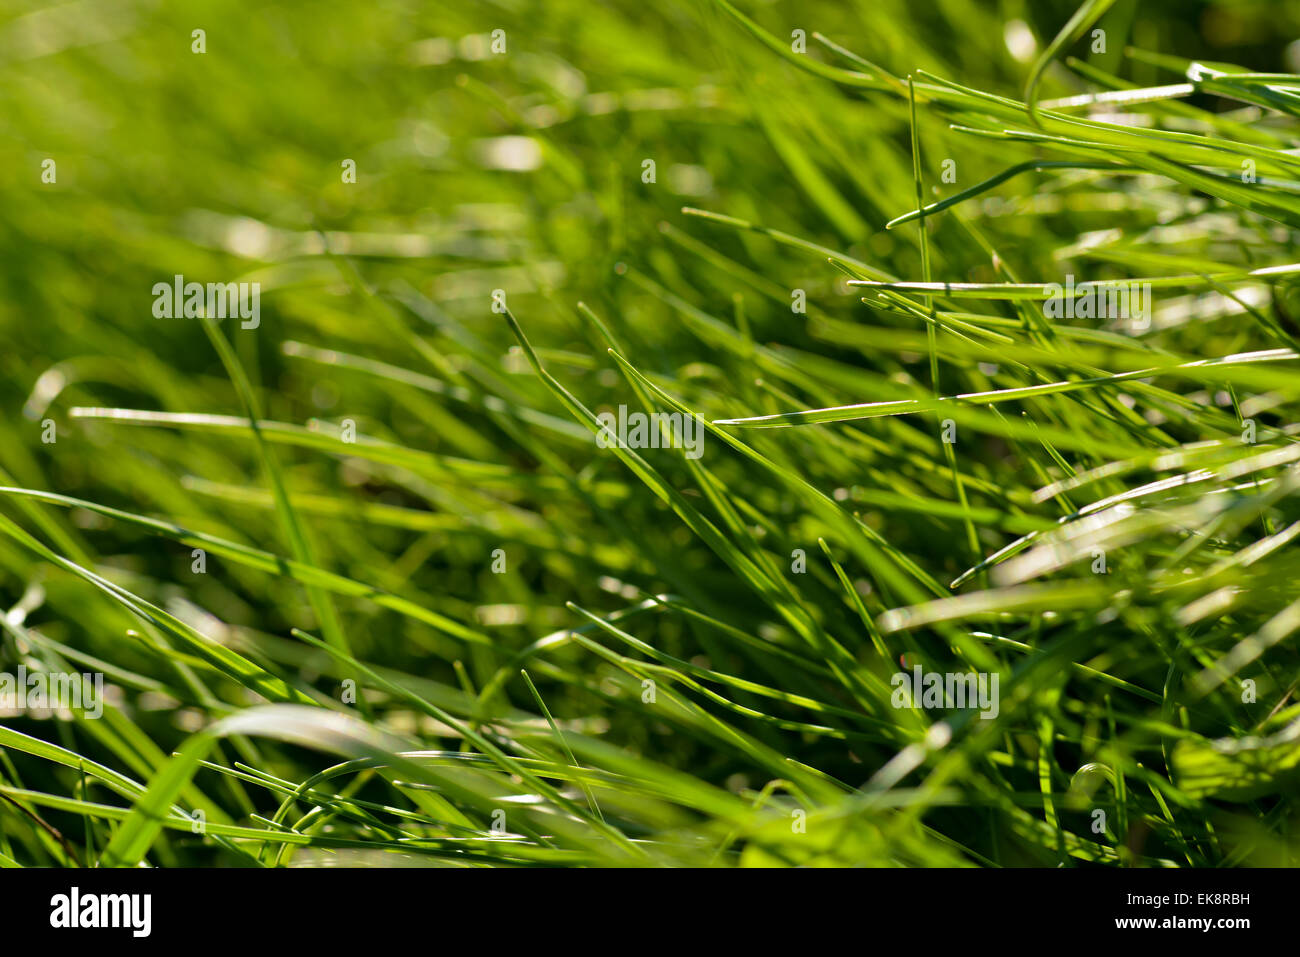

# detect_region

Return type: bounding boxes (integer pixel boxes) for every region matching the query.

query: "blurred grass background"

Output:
[1,0,1299,867]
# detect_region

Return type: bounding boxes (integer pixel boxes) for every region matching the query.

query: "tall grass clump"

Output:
[0,0,1297,867]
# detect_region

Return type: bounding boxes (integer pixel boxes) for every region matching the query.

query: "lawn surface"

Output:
[0,0,1298,867]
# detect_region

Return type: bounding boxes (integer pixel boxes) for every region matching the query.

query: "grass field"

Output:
[1,0,1299,867]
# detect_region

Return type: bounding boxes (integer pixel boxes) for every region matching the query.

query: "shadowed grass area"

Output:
[0,0,1298,867]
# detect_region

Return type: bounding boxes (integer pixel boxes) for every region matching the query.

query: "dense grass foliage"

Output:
[1,0,1299,867]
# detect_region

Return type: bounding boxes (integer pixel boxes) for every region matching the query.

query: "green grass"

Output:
[0,0,1298,867]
